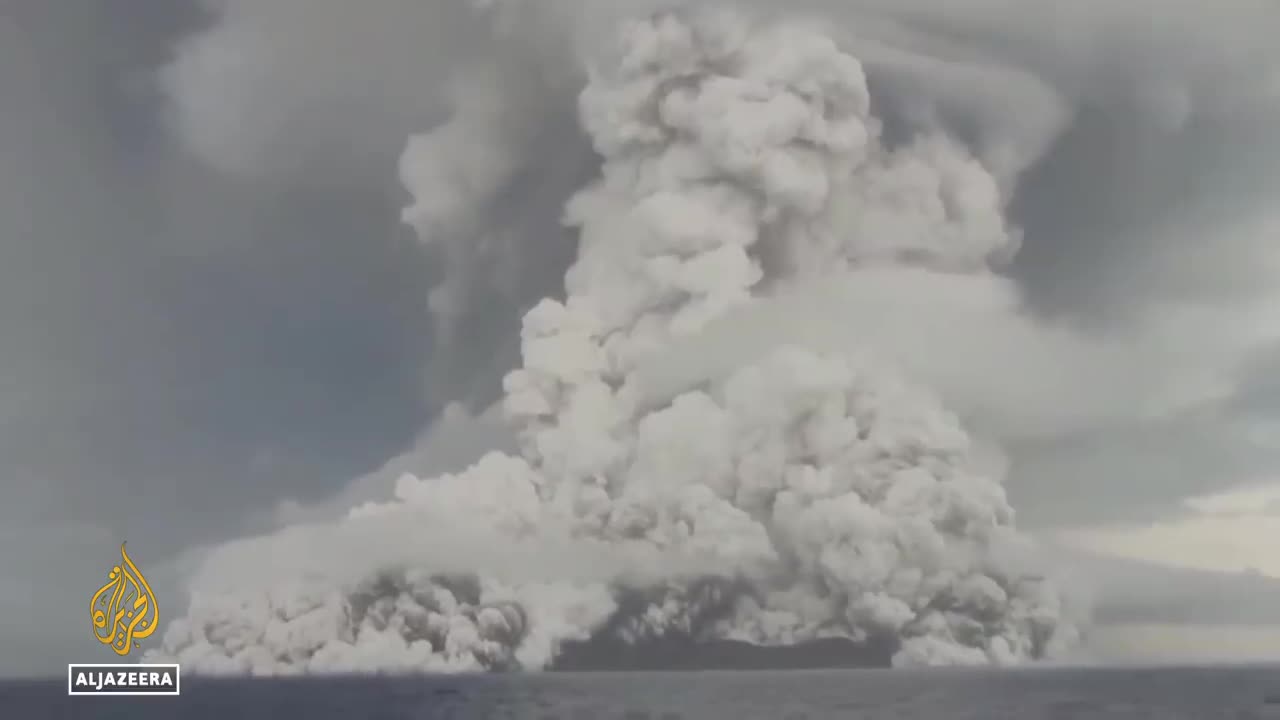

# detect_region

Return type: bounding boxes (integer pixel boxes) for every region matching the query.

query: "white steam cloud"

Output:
[147,5,1100,672]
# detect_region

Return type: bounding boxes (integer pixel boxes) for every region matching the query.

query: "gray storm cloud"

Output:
[144,0,1280,673]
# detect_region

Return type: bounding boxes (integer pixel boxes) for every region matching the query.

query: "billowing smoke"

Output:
[147,6,1091,672]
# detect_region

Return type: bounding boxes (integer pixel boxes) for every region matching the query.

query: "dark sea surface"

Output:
[7,666,1280,719]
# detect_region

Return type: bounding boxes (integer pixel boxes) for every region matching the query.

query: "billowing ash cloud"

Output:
[148,7,1089,672]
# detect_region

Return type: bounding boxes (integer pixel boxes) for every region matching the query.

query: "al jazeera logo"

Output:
[67,543,180,696]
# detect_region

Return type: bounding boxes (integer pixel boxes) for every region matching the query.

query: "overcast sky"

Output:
[0,0,444,673]
[2,0,1280,676]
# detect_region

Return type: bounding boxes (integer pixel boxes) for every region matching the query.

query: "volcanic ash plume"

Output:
[150,8,1082,673]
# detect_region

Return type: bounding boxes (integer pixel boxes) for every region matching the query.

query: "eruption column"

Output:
[150,8,1081,674]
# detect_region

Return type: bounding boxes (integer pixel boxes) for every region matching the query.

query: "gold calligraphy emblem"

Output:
[90,543,158,656]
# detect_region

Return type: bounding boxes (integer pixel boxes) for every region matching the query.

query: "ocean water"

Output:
[7,666,1280,719]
